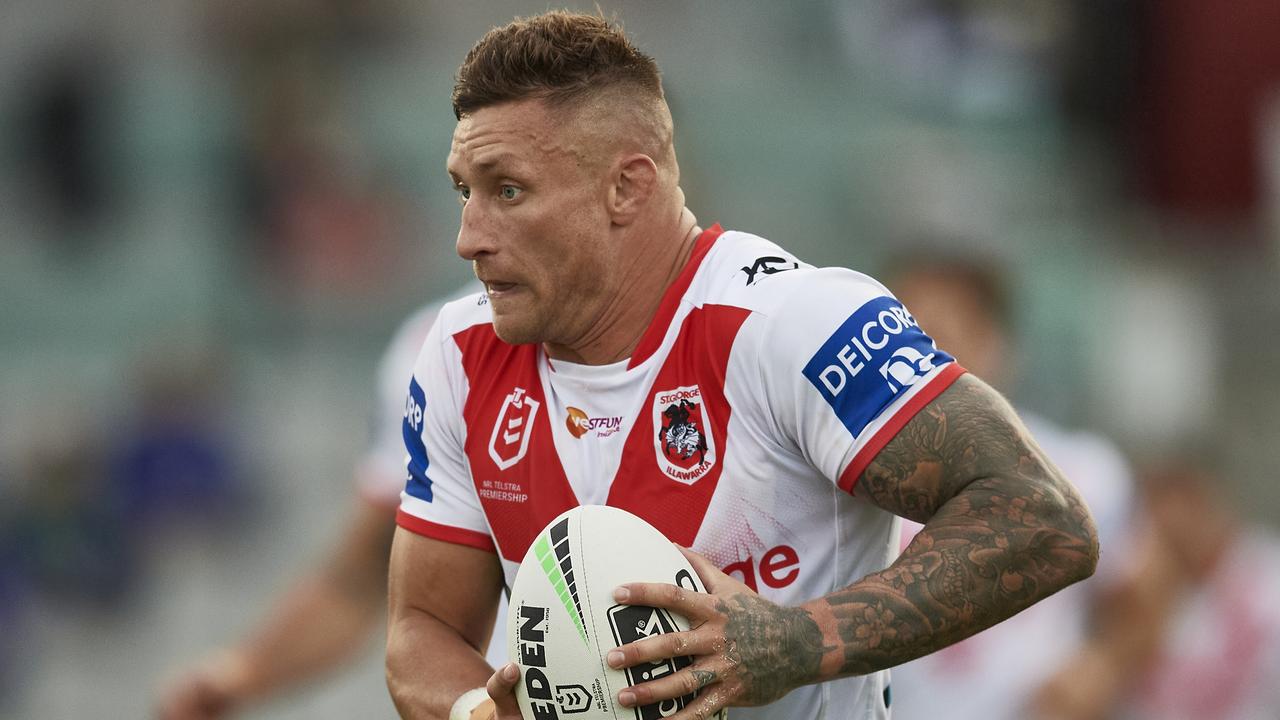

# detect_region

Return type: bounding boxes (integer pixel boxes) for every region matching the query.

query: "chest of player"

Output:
[453,306,753,566]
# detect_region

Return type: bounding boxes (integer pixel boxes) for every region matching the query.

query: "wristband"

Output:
[450,687,491,720]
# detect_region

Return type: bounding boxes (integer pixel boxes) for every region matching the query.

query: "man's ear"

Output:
[608,153,658,225]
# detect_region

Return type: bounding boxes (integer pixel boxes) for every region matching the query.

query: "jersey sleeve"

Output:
[396,305,494,552]
[760,267,965,494]
[356,307,439,509]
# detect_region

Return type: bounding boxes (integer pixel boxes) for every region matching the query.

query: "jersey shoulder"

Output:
[695,230,891,319]
[430,284,494,344]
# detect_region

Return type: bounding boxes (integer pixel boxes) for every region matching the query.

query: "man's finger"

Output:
[676,546,728,593]
[486,663,523,717]
[606,628,709,670]
[667,684,732,720]
[615,665,720,708]
[613,582,714,619]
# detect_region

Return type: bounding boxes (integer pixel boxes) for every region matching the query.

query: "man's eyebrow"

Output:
[452,149,526,174]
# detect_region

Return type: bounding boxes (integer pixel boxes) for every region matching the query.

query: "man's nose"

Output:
[455,200,497,261]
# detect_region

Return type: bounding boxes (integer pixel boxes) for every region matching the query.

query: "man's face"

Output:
[447,98,614,347]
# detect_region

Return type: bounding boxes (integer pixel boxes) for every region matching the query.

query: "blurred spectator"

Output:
[833,0,1072,120]
[14,42,118,245]
[207,0,416,308]
[0,460,30,708]
[107,349,246,532]
[1112,460,1280,719]
[153,283,507,720]
[883,249,1144,720]
[7,397,135,606]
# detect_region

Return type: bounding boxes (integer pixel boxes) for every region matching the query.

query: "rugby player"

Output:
[386,12,1099,720]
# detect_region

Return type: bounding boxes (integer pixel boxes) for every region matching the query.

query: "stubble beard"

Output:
[489,301,546,347]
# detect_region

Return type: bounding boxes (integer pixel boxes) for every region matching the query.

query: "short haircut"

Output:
[452,11,663,120]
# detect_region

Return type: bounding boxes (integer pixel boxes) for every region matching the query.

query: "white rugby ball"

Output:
[508,505,726,720]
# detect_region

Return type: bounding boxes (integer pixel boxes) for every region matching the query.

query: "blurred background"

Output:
[2,1,1279,718]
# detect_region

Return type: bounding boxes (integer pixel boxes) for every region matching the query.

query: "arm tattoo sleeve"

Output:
[820,373,1099,677]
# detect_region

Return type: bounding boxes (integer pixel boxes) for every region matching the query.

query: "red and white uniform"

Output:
[398,226,962,719]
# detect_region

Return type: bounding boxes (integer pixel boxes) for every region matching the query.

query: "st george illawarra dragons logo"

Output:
[661,401,706,463]
[651,385,717,484]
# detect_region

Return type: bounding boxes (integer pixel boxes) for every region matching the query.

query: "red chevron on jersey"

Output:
[608,303,748,547]
[454,326,578,562]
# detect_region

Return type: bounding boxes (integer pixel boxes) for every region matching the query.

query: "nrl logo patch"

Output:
[652,385,717,484]
[488,386,540,470]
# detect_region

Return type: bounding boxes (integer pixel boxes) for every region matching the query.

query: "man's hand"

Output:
[604,547,829,719]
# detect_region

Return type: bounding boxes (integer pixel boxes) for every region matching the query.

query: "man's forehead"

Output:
[448,100,592,172]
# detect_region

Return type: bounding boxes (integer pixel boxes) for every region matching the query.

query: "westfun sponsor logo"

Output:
[564,406,623,439]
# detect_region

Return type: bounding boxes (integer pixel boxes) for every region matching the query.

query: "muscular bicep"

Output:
[854,373,1071,524]
[387,527,505,652]
[816,374,1099,677]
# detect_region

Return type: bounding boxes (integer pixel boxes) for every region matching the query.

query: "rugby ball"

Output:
[508,505,726,720]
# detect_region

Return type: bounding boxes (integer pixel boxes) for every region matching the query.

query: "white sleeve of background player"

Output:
[761,268,965,495]
[396,309,494,553]
[356,306,439,509]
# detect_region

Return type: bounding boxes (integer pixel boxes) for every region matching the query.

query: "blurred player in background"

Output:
[155,282,490,720]
[1111,459,1280,720]
[386,11,1098,720]
[883,251,1149,720]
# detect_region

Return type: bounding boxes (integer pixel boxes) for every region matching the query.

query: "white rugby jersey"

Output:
[398,226,963,720]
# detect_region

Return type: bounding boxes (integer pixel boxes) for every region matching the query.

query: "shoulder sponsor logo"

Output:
[802,296,954,438]
[652,385,717,484]
[489,386,540,470]
[740,255,800,286]
[402,377,433,501]
[564,406,623,439]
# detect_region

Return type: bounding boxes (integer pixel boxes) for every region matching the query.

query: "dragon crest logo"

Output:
[652,385,716,484]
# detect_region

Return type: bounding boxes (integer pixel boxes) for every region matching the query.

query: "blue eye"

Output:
[452,184,471,206]
[500,185,522,200]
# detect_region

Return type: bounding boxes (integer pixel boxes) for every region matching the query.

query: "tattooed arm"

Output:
[607,374,1099,717]
[809,372,1100,676]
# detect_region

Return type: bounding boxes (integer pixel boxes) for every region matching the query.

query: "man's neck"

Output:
[544,209,700,365]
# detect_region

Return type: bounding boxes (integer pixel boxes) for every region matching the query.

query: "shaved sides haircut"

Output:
[452,11,664,119]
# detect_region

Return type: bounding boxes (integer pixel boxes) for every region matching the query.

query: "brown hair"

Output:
[452,11,663,120]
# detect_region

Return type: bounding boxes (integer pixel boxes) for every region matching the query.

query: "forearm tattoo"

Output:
[714,593,832,705]
[829,374,1099,675]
